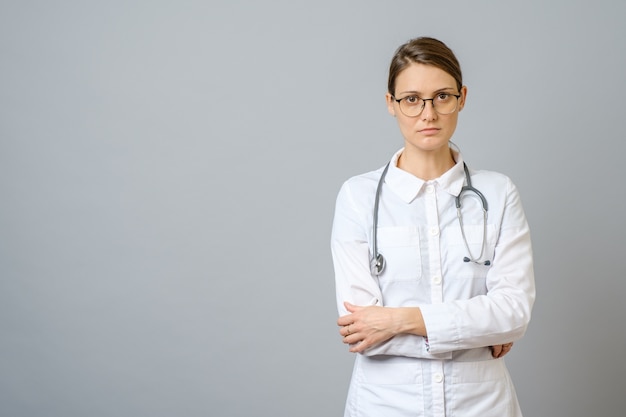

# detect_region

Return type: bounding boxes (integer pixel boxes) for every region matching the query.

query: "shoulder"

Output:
[468,168,526,217]
[468,168,516,191]
[335,165,387,211]
[341,165,386,192]
[343,166,385,188]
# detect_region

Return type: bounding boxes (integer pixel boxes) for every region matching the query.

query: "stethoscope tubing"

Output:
[371,162,391,275]
[371,161,490,276]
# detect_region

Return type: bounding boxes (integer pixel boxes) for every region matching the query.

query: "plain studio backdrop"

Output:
[1,1,625,416]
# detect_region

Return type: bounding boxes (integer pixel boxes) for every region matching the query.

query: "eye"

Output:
[436,93,450,101]
[403,96,421,105]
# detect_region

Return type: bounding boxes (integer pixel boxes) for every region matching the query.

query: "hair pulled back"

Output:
[387,37,463,95]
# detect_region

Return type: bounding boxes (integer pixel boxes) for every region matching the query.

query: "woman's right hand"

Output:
[490,342,514,358]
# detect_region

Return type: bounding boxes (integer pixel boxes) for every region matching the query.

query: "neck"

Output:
[397,146,455,180]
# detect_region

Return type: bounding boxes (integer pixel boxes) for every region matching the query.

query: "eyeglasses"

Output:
[392,92,461,117]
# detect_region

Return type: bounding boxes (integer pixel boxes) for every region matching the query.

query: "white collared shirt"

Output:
[331,148,535,417]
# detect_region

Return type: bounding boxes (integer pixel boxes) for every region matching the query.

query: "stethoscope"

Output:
[370,161,491,276]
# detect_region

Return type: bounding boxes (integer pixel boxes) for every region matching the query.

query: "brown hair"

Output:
[387,37,463,95]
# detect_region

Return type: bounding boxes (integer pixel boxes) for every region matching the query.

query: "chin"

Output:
[406,137,450,152]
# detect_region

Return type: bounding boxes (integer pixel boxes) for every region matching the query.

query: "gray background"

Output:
[1,1,625,416]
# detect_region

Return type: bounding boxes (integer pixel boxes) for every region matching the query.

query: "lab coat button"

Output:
[429,227,439,236]
[425,184,435,194]
[434,373,444,383]
[432,275,441,285]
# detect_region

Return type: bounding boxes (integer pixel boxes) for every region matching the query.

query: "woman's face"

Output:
[386,62,467,156]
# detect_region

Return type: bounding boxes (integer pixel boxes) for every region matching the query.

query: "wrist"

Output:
[396,307,427,337]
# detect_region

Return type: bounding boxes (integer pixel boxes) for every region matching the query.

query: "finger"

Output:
[491,345,503,358]
[337,314,353,327]
[344,302,362,313]
[342,330,360,346]
[493,343,514,358]
[349,339,369,353]
[343,332,360,345]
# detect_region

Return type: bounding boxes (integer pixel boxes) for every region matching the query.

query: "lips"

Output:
[419,127,440,135]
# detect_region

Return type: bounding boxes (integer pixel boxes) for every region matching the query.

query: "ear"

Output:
[385,93,396,117]
[458,85,468,112]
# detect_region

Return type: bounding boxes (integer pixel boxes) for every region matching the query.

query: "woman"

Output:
[331,37,535,417]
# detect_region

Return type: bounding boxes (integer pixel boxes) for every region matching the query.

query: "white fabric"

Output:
[331,148,535,417]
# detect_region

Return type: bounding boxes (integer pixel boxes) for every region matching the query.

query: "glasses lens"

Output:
[433,94,458,115]
[399,97,424,117]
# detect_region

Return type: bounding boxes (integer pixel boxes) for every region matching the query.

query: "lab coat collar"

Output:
[385,147,466,204]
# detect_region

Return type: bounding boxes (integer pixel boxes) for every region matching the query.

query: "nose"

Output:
[421,99,437,120]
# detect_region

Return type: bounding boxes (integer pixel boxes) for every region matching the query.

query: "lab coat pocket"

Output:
[353,355,424,416]
[448,359,518,416]
[376,227,422,282]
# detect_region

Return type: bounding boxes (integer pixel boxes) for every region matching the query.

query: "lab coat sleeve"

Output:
[419,178,536,354]
[331,181,383,314]
[332,181,437,358]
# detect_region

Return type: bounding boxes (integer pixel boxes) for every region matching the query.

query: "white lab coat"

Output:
[331,148,535,417]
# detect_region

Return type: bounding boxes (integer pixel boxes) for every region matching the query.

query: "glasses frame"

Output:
[392,93,461,117]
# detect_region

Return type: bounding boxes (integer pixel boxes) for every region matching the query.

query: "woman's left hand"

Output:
[337,302,408,353]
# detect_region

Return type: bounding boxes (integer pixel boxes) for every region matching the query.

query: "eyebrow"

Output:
[397,87,456,96]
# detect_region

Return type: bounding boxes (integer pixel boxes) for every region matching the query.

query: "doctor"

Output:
[331,37,535,417]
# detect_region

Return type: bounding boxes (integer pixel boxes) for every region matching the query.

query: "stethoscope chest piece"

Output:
[371,253,386,276]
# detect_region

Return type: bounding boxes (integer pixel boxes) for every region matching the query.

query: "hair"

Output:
[387,37,463,96]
